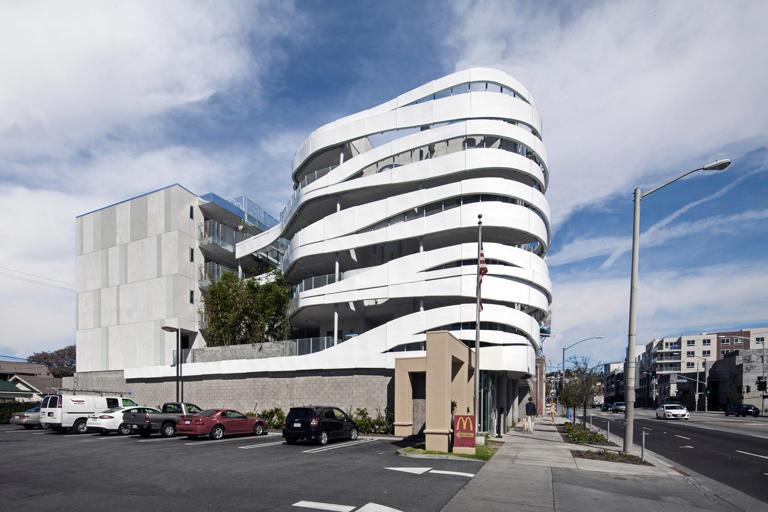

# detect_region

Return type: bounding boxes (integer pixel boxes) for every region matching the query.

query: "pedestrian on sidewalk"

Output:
[525,397,537,433]
[549,400,556,422]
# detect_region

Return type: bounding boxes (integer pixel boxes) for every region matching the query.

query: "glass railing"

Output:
[280,164,339,223]
[183,336,338,361]
[199,262,236,287]
[199,220,254,252]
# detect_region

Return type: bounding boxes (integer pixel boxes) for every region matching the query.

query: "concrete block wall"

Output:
[74,369,394,415]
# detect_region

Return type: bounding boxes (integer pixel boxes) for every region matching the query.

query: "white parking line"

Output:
[293,501,354,511]
[736,450,768,460]
[302,438,377,453]
[137,437,183,443]
[428,469,475,478]
[239,441,285,450]
[0,429,38,434]
[675,435,691,440]
[184,435,267,446]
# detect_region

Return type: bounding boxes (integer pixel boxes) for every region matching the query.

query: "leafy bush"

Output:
[256,407,286,429]
[562,422,608,444]
[349,407,394,434]
[0,401,41,424]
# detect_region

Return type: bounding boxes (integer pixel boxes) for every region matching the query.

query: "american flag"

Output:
[478,248,488,311]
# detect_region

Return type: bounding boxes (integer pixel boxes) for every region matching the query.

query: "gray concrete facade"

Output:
[74,369,394,415]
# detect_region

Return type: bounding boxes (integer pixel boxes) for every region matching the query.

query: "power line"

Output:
[0,265,75,292]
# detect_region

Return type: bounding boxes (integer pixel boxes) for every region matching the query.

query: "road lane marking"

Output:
[302,438,377,453]
[429,469,475,478]
[293,501,354,511]
[736,450,768,460]
[385,467,431,475]
[356,504,404,511]
[238,441,285,450]
[675,435,691,440]
[137,437,184,443]
[679,445,694,449]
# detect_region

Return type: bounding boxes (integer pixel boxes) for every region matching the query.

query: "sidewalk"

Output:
[441,416,764,512]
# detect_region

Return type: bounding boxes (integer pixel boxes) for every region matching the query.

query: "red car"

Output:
[176,409,268,440]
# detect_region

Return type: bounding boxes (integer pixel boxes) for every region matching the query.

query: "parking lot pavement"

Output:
[0,429,480,512]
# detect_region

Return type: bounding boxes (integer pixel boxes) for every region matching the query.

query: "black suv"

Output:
[725,404,760,417]
[283,406,358,445]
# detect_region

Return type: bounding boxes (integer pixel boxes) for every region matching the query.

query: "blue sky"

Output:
[1,1,766,368]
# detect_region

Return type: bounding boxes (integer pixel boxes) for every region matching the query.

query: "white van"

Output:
[40,391,139,433]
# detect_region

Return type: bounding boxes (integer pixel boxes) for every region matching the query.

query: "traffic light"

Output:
[705,387,711,395]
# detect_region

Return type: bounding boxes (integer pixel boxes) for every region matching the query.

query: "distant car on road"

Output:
[10,406,41,429]
[283,406,358,445]
[724,404,760,417]
[601,403,613,412]
[177,409,267,440]
[123,402,203,438]
[612,402,626,413]
[656,403,690,420]
[87,406,159,435]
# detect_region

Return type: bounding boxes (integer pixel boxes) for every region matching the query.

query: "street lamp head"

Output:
[161,326,178,333]
[702,158,731,171]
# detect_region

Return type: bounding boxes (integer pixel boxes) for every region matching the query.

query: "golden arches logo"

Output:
[455,416,474,432]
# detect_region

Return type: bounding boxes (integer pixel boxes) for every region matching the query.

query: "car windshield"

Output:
[288,408,315,420]
[667,405,684,410]
[100,407,123,413]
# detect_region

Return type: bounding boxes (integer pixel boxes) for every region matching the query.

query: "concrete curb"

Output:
[395,447,486,462]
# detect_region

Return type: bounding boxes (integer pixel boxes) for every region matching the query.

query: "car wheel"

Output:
[286,438,296,445]
[349,428,359,441]
[118,423,131,436]
[318,431,328,445]
[72,419,88,434]
[210,425,224,440]
[253,423,264,436]
[160,423,176,438]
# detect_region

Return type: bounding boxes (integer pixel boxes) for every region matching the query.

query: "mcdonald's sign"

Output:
[453,414,475,448]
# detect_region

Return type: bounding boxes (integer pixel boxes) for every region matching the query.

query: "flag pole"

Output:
[474,213,482,434]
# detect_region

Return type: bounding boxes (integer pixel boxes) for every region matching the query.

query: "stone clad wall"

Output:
[74,369,393,415]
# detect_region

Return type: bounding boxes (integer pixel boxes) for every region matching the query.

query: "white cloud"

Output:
[545,261,768,365]
[444,1,768,229]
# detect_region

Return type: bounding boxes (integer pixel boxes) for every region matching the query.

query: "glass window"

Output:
[333,408,347,420]
[122,398,138,406]
[687,351,694,357]
[703,339,711,346]
[703,350,711,357]
[190,290,194,304]
[106,398,119,408]
[189,248,194,263]
[189,205,194,219]
[686,362,694,368]
[687,340,695,346]
[42,396,50,408]
[186,404,202,414]
[721,338,730,345]
[735,338,743,344]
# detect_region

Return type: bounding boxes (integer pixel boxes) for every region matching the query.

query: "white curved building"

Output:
[238,68,552,428]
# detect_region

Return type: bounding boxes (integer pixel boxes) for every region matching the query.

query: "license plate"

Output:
[293,422,301,428]
[131,424,138,428]
[185,420,191,425]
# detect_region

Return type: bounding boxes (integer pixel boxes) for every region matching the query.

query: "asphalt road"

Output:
[588,409,768,504]
[0,426,483,512]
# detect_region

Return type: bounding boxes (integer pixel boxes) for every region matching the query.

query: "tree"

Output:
[27,345,76,377]
[559,356,601,426]
[201,269,291,346]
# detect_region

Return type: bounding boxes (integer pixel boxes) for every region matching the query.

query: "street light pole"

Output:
[561,336,604,417]
[624,158,731,453]
[162,326,182,402]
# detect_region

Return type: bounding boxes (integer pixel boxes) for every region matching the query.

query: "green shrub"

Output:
[563,422,607,444]
[256,407,286,429]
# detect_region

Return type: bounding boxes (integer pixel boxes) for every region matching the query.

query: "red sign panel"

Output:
[453,414,475,448]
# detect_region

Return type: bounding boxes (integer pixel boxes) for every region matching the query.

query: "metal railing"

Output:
[199,262,236,287]
[199,220,254,252]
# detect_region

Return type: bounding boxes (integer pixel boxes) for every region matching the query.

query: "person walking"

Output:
[525,397,537,433]
[549,400,556,422]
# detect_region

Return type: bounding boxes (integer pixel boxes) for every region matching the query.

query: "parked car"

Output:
[600,403,613,412]
[122,402,203,438]
[656,403,690,420]
[282,406,358,445]
[10,406,41,429]
[176,409,268,440]
[40,392,139,433]
[86,406,159,435]
[612,402,626,413]
[724,404,760,417]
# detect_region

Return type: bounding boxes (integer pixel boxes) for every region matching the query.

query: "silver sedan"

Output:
[656,404,690,420]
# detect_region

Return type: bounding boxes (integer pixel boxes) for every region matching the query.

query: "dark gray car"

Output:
[282,406,358,445]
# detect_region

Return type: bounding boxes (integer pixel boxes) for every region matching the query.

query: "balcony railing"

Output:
[199,220,253,252]
[199,262,236,288]
[280,164,339,223]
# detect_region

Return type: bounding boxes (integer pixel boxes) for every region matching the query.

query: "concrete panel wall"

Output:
[74,369,394,415]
